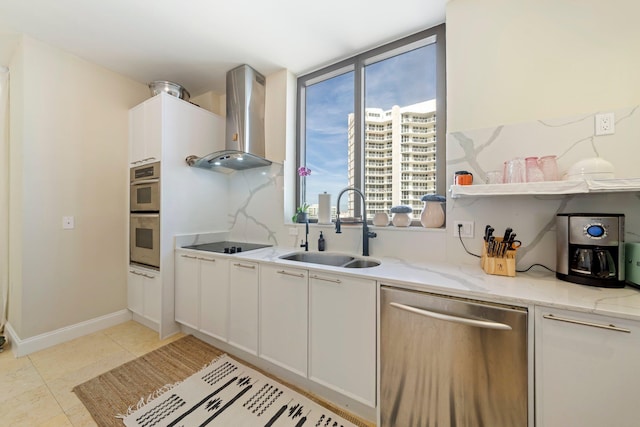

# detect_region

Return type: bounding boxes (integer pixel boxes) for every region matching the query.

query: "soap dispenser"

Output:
[318,231,326,251]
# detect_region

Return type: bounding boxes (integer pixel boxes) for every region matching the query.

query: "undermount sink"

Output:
[279,252,380,268]
[343,259,381,268]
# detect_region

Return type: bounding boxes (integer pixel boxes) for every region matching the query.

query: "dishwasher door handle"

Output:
[389,302,512,331]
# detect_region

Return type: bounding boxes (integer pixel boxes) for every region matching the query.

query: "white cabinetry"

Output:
[535,307,640,427]
[174,252,199,329]
[175,250,229,340]
[127,265,160,324]
[229,260,260,355]
[129,98,162,166]
[309,272,376,407]
[128,93,225,339]
[200,255,230,341]
[259,264,308,377]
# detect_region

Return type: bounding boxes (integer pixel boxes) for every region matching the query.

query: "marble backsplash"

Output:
[215,104,639,269]
[446,105,640,269]
[223,162,449,263]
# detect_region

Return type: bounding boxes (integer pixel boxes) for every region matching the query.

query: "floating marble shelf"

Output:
[449,178,640,198]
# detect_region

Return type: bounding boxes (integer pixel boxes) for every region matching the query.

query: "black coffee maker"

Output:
[556,213,625,288]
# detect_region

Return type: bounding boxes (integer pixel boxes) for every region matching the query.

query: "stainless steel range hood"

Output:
[186,64,272,173]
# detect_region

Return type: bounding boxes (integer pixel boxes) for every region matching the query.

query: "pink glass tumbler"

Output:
[539,155,559,181]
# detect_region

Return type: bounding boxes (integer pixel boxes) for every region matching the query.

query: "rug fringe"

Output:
[116,353,228,419]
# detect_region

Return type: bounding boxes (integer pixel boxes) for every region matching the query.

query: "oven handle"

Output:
[131,178,160,185]
[389,302,512,331]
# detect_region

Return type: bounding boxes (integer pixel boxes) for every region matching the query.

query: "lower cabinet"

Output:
[259,264,308,377]
[175,251,229,341]
[128,265,161,324]
[309,272,376,407]
[173,253,377,409]
[535,306,640,427]
[228,260,260,355]
[200,255,230,340]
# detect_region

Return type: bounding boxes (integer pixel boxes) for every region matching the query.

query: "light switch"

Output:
[62,216,75,230]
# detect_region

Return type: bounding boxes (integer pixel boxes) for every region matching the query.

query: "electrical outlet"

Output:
[453,221,474,238]
[595,112,615,136]
[62,216,75,230]
[288,227,299,236]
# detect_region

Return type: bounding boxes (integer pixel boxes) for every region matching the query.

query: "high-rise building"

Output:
[347,100,437,217]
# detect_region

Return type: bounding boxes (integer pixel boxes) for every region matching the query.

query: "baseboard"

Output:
[6,309,132,357]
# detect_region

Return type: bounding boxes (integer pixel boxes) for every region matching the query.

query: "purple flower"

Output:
[297,166,312,177]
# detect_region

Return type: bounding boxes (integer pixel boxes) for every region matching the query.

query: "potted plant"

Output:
[293,166,312,223]
[293,203,310,223]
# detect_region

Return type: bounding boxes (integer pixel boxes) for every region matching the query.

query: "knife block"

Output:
[481,238,517,277]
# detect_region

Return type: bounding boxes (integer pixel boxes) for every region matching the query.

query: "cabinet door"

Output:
[129,95,162,165]
[174,252,200,329]
[260,264,308,377]
[309,273,376,407]
[129,104,146,165]
[228,261,259,355]
[200,256,229,341]
[128,266,160,323]
[127,268,144,316]
[536,307,640,427]
[143,270,161,323]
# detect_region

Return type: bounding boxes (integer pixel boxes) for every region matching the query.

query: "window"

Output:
[296,25,446,222]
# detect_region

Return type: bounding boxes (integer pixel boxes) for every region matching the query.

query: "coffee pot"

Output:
[556,213,625,288]
[571,247,617,279]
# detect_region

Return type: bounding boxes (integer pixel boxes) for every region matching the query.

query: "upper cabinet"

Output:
[129,92,225,167]
[129,96,162,166]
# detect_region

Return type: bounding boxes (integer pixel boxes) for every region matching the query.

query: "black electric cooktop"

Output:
[183,241,272,254]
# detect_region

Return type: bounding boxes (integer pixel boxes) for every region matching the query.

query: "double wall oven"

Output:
[130,162,160,269]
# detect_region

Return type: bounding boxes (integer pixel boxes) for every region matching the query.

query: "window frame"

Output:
[296,24,446,221]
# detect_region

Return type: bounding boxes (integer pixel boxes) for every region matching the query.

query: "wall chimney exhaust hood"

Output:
[186,64,272,173]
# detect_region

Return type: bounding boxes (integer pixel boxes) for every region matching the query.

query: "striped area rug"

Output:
[73,335,368,427]
[121,353,358,427]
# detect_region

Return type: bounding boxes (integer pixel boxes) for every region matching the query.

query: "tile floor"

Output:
[0,321,185,426]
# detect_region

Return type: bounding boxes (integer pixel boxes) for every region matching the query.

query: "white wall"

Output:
[9,36,148,339]
[446,0,640,131]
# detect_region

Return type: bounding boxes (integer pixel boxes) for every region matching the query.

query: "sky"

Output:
[303,43,437,211]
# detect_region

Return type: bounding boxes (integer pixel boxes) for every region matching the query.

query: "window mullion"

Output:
[353,61,365,218]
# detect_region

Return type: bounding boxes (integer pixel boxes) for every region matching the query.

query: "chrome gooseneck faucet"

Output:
[335,187,376,256]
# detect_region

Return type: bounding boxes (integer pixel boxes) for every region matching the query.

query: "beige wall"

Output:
[9,36,148,339]
[446,0,640,131]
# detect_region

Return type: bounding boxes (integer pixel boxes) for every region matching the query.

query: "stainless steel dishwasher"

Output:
[380,285,528,427]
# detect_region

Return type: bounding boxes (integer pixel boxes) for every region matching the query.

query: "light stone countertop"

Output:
[176,244,640,322]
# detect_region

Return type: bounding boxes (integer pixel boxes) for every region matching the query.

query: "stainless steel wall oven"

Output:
[130,162,160,269]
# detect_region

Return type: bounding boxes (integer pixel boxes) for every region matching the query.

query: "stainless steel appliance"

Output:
[130,213,160,269]
[185,65,272,173]
[182,241,272,254]
[130,162,160,212]
[556,213,625,288]
[380,286,528,427]
[130,162,161,269]
[626,242,640,288]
